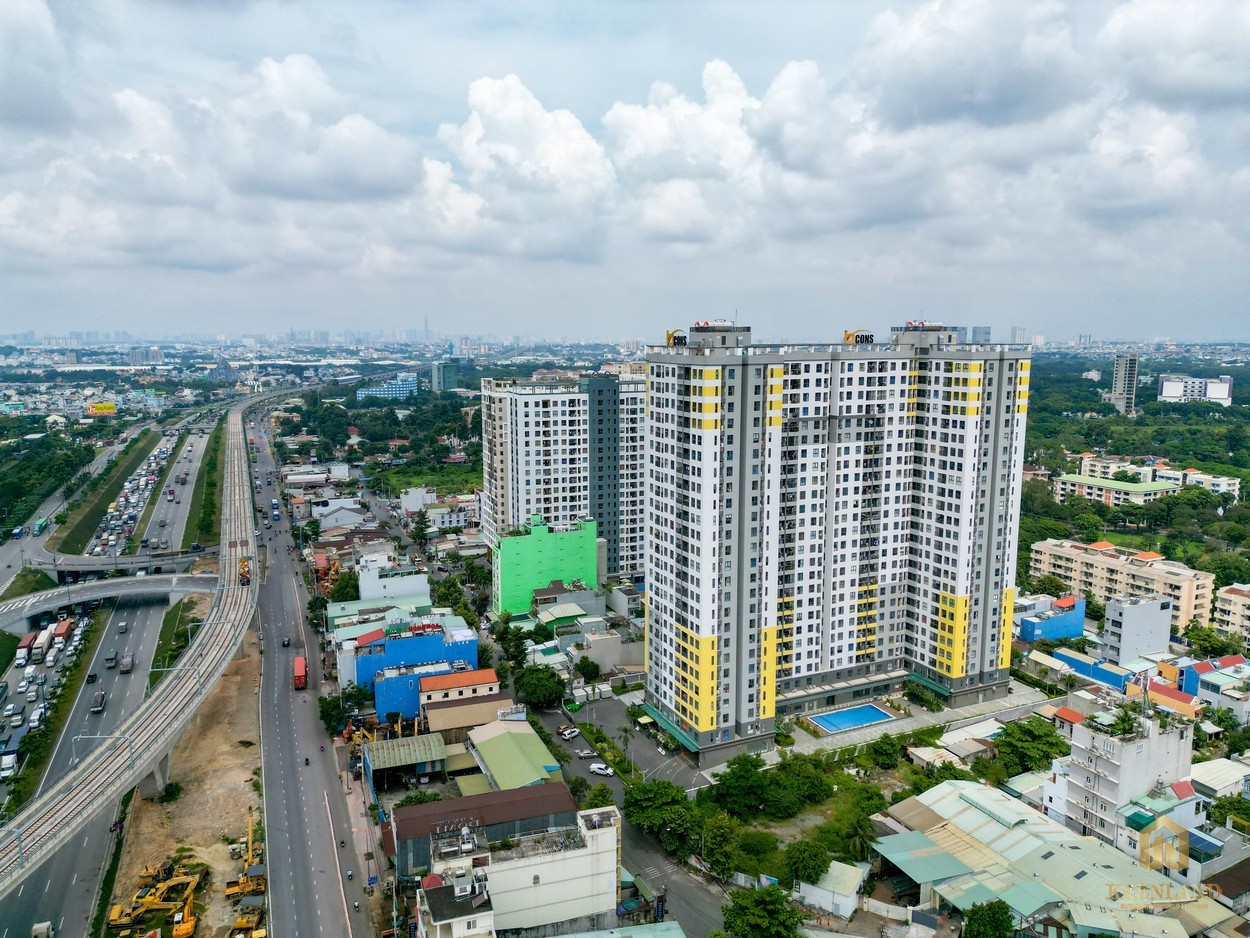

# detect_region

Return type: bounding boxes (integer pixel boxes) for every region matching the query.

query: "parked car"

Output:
[558,725,580,741]
[575,749,596,759]
[589,763,615,777]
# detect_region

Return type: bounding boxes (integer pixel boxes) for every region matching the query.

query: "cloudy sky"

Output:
[2,0,1248,342]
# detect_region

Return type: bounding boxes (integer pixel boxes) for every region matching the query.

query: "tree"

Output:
[328,569,360,602]
[413,509,430,545]
[477,645,494,670]
[992,716,1070,776]
[618,723,635,769]
[395,790,441,807]
[1032,574,1071,597]
[513,665,565,709]
[567,775,590,803]
[783,840,831,886]
[583,783,616,809]
[1186,624,1243,658]
[844,810,877,862]
[870,732,901,769]
[710,754,768,821]
[1073,512,1103,542]
[720,884,807,938]
[701,813,741,879]
[302,518,322,542]
[964,900,1015,938]
[623,780,688,832]
[574,656,601,683]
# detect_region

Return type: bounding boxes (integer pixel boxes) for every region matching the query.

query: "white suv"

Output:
[589,763,615,777]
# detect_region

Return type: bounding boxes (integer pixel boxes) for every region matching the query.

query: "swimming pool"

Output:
[809,704,894,734]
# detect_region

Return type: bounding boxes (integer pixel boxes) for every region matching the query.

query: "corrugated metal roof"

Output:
[364,733,447,771]
[874,831,972,884]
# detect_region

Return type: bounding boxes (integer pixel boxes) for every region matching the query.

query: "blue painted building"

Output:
[338,614,477,691]
[1053,647,1131,692]
[374,663,453,719]
[1015,595,1087,643]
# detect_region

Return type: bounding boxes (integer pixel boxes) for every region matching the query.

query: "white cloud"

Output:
[0,0,74,130]
[1099,0,1250,106]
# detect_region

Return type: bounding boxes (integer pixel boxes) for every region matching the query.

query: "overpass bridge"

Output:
[0,574,220,636]
[0,402,262,898]
[26,546,221,580]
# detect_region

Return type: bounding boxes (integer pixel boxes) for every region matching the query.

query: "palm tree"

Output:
[617,723,634,769]
[846,812,877,862]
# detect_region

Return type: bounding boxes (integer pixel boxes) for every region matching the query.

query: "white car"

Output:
[16,681,28,695]
[589,763,615,777]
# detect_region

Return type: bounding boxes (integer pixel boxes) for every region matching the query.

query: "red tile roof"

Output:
[1134,551,1163,561]
[356,627,385,646]
[1171,780,1196,800]
[1054,707,1084,724]
[1218,654,1248,668]
[1088,541,1114,550]
[1053,596,1077,609]
[1193,661,1216,675]
[1148,680,1198,706]
[419,668,498,692]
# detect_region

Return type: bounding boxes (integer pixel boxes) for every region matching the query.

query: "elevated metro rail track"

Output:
[0,406,259,898]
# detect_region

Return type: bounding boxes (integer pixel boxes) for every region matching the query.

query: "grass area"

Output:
[3,602,112,817]
[53,430,159,555]
[372,463,482,496]
[90,789,134,938]
[1098,530,1165,551]
[148,597,206,689]
[181,419,225,549]
[123,432,187,555]
[0,567,57,601]
[0,632,18,676]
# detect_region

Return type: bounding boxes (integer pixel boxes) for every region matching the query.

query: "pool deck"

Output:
[700,680,1053,781]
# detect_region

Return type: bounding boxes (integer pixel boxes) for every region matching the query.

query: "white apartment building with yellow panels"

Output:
[643,321,1031,765]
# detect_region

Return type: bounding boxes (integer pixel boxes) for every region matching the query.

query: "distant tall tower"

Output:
[1010,326,1029,344]
[1108,353,1139,415]
[969,325,992,344]
[424,314,431,341]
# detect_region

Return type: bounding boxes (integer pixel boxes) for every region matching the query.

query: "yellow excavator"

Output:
[170,887,198,938]
[229,895,268,938]
[225,805,267,899]
[108,870,203,929]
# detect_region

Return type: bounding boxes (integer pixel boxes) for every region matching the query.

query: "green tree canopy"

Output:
[582,783,616,809]
[1031,574,1071,597]
[964,900,1015,938]
[783,840,831,886]
[720,884,807,938]
[709,754,769,821]
[993,716,1070,777]
[327,569,360,602]
[512,665,565,709]
[701,812,741,879]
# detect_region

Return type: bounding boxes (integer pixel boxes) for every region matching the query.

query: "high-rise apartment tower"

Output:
[1108,353,1139,415]
[481,374,645,581]
[643,321,1030,764]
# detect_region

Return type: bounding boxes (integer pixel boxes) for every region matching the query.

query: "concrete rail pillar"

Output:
[138,750,174,800]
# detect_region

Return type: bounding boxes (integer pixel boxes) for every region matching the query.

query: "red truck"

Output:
[15,631,37,667]
[293,657,307,690]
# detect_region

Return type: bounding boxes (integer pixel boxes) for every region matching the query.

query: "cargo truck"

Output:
[31,627,54,664]
[293,657,307,690]
[15,632,37,668]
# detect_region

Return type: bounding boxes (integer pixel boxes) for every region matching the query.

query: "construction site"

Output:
[109,627,266,937]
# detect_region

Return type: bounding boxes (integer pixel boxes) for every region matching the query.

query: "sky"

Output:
[1,0,1248,343]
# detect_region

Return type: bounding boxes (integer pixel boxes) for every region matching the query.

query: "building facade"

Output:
[1051,473,1177,507]
[358,372,421,400]
[1102,594,1172,665]
[644,321,1029,763]
[1107,353,1139,415]
[491,518,600,617]
[1065,710,1192,844]
[480,374,644,581]
[1030,539,1214,629]
[1157,374,1233,407]
[430,360,458,392]
[1215,585,1250,640]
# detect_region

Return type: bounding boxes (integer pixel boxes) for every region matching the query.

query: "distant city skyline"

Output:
[2,1,1247,341]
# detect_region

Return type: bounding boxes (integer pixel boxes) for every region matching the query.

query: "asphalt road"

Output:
[253,417,370,937]
[0,595,168,937]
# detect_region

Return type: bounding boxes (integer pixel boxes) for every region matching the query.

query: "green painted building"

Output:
[492,517,599,617]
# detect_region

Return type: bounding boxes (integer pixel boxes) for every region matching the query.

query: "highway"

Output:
[0,403,259,903]
[252,417,370,936]
[0,426,215,932]
[0,596,173,934]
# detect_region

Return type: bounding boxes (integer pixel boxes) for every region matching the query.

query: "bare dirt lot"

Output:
[111,627,262,937]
